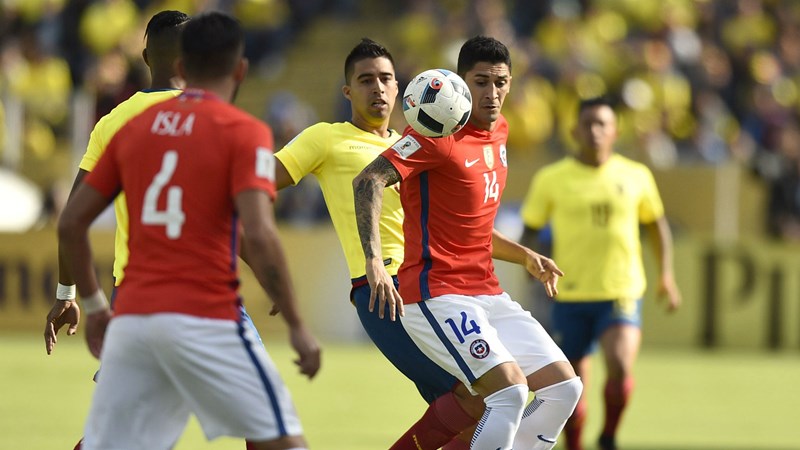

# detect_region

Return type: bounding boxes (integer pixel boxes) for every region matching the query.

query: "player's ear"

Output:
[342,84,351,101]
[234,57,249,83]
[170,75,185,90]
[142,49,149,67]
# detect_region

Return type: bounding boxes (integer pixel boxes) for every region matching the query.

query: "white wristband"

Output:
[82,290,110,315]
[56,283,77,301]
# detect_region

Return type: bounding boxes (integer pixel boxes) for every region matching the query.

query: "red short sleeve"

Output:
[230,122,277,200]
[83,135,122,199]
[381,127,451,180]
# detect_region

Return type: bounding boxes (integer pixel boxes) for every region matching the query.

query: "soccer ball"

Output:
[402,69,472,138]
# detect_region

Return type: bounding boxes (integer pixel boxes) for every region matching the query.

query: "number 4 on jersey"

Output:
[142,150,185,239]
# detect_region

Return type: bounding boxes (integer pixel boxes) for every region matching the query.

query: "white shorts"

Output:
[82,313,302,450]
[401,292,567,395]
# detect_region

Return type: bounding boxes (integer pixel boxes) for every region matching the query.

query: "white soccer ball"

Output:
[402,68,472,138]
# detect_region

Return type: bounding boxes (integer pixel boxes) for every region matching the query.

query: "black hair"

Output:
[143,10,188,72]
[181,11,244,81]
[457,35,511,77]
[343,38,394,84]
[145,10,189,42]
[577,96,617,115]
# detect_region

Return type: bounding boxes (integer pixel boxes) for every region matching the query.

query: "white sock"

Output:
[470,384,528,449]
[513,377,582,449]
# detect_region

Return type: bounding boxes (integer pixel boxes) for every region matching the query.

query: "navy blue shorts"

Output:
[551,299,642,361]
[351,276,458,404]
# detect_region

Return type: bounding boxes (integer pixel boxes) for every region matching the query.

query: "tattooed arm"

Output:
[353,155,404,320]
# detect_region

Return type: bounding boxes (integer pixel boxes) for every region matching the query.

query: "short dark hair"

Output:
[145,10,189,43]
[144,10,188,70]
[457,35,511,77]
[181,12,244,81]
[577,96,617,115]
[344,38,394,84]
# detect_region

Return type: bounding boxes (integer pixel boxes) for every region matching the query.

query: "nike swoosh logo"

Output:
[537,434,556,443]
[465,158,480,167]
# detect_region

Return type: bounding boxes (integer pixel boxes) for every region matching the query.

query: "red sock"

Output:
[602,377,634,438]
[565,397,587,450]
[73,438,83,450]
[389,391,477,450]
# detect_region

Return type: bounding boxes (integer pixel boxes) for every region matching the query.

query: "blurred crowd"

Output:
[0,0,339,162]
[0,0,345,229]
[381,0,800,240]
[1,0,799,239]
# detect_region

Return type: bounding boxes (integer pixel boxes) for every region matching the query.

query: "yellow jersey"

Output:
[275,122,403,279]
[78,89,181,285]
[520,154,664,301]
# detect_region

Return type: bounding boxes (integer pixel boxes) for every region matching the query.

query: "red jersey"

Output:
[382,116,509,303]
[85,89,276,321]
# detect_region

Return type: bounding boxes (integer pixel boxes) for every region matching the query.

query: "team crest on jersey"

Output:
[500,144,507,167]
[483,146,494,170]
[469,339,490,359]
[391,135,421,159]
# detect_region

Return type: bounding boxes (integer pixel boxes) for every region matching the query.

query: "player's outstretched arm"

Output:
[236,190,320,379]
[45,169,89,354]
[645,216,682,312]
[58,182,113,359]
[492,228,564,298]
[353,155,403,320]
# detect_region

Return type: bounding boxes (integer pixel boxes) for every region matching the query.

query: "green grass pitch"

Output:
[2,332,798,449]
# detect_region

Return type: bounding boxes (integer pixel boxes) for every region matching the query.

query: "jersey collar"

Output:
[140,87,181,93]
[180,88,223,102]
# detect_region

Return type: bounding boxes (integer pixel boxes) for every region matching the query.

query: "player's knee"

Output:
[470,384,528,448]
[484,383,528,412]
[536,377,583,414]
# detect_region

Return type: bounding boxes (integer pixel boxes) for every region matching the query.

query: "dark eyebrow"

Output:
[473,73,509,81]
[356,71,394,80]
